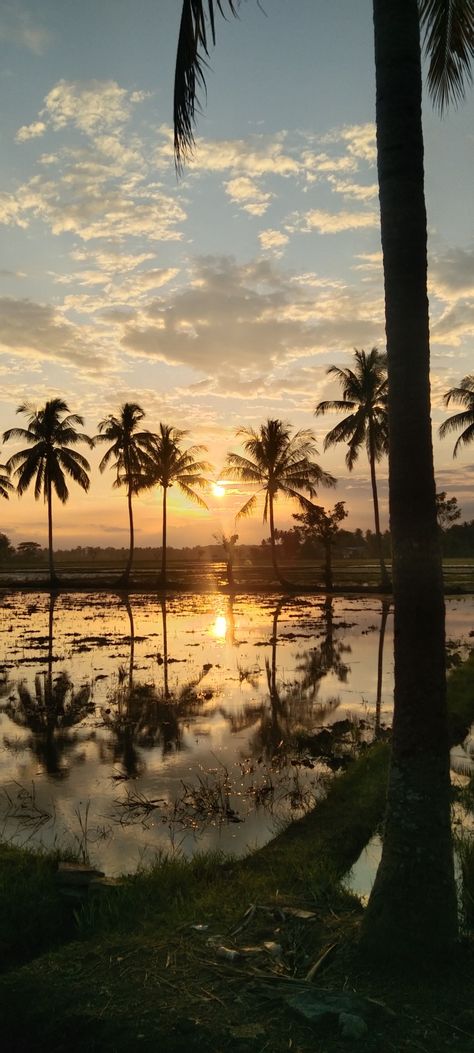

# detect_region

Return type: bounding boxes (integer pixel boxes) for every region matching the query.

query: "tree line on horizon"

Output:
[0,354,473,588]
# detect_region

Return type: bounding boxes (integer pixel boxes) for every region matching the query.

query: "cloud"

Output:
[0,297,110,373]
[258,229,290,255]
[120,255,385,398]
[41,80,147,137]
[294,208,379,234]
[0,160,186,245]
[156,127,300,177]
[429,246,474,303]
[15,121,46,143]
[328,176,378,201]
[224,176,273,215]
[0,5,52,54]
[339,123,377,163]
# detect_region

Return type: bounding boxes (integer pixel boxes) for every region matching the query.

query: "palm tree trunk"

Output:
[362,0,457,958]
[122,485,134,584]
[368,419,390,589]
[46,473,57,587]
[160,485,167,584]
[269,491,285,586]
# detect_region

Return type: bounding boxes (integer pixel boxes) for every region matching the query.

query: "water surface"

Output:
[0,591,472,874]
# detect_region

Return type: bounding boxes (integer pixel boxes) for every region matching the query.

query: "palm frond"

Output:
[315,399,357,415]
[420,0,474,113]
[174,0,240,171]
[177,482,209,509]
[235,492,258,521]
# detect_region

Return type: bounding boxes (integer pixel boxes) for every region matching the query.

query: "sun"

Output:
[212,483,225,497]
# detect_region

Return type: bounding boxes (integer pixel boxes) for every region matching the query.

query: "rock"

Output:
[339,1012,368,1040]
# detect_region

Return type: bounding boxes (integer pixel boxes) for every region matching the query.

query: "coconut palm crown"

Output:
[439,375,474,456]
[224,419,335,584]
[3,398,92,584]
[94,403,155,584]
[315,347,389,587]
[146,424,212,582]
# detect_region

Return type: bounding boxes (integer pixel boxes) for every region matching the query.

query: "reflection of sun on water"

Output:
[212,615,227,639]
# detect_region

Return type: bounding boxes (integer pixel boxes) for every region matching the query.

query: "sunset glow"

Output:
[0,1,471,550]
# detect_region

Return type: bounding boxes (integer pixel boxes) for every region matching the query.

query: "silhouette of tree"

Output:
[3,399,92,587]
[0,458,12,500]
[315,348,389,588]
[94,403,155,585]
[294,501,348,590]
[436,491,461,531]
[439,375,474,456]
[146,424,212,585]
[173,0,474,959]
[224,419,335,587]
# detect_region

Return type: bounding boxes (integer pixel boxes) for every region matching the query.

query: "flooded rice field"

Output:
[0,591,472,875]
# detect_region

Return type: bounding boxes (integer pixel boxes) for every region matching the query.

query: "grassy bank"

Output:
[1,655,474,1050]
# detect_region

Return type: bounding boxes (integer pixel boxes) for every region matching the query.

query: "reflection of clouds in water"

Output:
[0,593,472,873]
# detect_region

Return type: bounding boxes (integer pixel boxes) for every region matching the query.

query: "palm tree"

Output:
[3,399,92,586]
[94,403,155,585]
[147,424,212,584]
[315,348,390,589]
[439,375,474,456]
[173,0,474,958]
[0,459,13,500]
[224,419,335,587]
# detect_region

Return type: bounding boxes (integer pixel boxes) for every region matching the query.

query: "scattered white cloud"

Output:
[294,208,379,234]
[42,79,147,136]
[259,229,290,255]
[328,176,378,201]
[15,121,46,143]
[224,175,272,215]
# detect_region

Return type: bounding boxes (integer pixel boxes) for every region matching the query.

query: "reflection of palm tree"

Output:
[94,404,155,585]
[146,425,212,585]
[249,600,341,762]
[439,376,474,457]
[3,399,92,587]
[296,597,351,700]
[102,597,210,774]
[225,420,335,587]
[315,349,390,588]
[375,599,390,737]
[4,593,92,777]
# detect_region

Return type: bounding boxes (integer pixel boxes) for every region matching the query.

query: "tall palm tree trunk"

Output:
[268,490,286,587]
[122,485,134,584]
[368,421,390,588]
[160,485,168,584]
[362,0,457,956]
[46,473,57,587]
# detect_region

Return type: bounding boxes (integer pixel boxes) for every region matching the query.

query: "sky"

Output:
[0,0,472,549]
